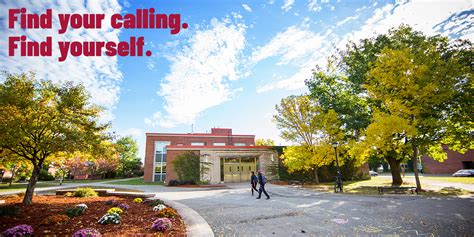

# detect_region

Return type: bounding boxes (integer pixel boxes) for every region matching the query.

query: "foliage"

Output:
[0,154,32,186]
[64,192,74,197]
[156,207,178,218]
[74,187,98,197]
[172,151,200,182]
[133,198,143,203]
[146,199,164,207]
[72,228,102,237]
[38,167,55,181]
[107,207,123,215]
[65,207,86,218]
[0,205,20,216]
[40,214,70,225]
[167,180,196,186]
[256,138,275,146]
[3,224,34,237]
[151,218,172,232]
[105,199,117,206]
[0,72,111,204]
[153,204,167,212]
[115,136,142,177]
[98,213,121,225]
[117,203,129,211]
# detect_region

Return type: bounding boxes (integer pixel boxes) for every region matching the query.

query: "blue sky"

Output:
[1,0,473,159]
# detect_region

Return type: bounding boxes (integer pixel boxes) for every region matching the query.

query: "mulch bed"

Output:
[0,195,186,236]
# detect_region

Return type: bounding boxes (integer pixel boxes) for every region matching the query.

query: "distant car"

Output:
[452,169,474,177]
[369,170,378,176]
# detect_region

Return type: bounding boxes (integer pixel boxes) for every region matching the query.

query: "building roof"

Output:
[145,132,255,138]
[166,145,273,149]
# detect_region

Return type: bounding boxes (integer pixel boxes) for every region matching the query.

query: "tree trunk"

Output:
[9,166,16,187]
[386,156,403,186]
[412,147,422,191]
[313,168,319,184]
[23,164,41,204]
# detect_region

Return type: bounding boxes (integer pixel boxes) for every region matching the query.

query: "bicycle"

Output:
[334,172,343,193]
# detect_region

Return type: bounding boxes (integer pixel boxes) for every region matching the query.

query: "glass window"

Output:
[162,154,167,162]
[234,143,246,146]
[191,142,205,146]
[213,143,226,146]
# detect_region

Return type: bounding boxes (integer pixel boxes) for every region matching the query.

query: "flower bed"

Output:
[0,195,186,235]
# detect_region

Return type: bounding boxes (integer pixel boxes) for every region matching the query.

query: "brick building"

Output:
[144,128,279,183]
[422,148,474,174]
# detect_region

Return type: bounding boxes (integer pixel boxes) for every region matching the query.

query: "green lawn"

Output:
[106,177,164,185]
[0,182,59,193]
[422,176,474,184]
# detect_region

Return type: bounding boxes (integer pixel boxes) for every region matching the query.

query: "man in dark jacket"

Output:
[256,171,270,199]
[250,171,258,196]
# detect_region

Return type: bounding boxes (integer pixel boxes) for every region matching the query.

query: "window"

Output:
[191,142,205,146]
[213,142,226,146]
[154,141,170,182]
[234,143,246,146]
[177,143,184,146]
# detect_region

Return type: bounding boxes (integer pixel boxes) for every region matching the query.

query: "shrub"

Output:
[105,199,117,206]
[40,214,69,225]
[76,203,88,211]
[64,192,74,197]
[172,151,200,182]
[133,198,143,203]
[117,203,129,210]
[147,199,164,207]
[98,213,121,225]
[3,224,34,237]
[107,207,123,215]
[167,180,196,186]
[156,207,177,218]
[168,180,179,186]
[65,207,86,218]
[0,205,20,216]
[74,187,98,197]
[153,204,167,212]
[72,228,102,237]
[151,218,172,232]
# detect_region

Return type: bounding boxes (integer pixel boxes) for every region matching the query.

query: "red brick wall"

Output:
[422,149,474,174]
[165,150,200,182]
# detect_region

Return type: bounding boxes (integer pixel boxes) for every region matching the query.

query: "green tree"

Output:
[256,138,275,146]
[115,136,141,177]
[0,72,110,204]
[273,95,344,183]
[172,151,200,182]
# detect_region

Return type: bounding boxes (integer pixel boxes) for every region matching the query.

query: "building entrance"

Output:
[222,157,257,182]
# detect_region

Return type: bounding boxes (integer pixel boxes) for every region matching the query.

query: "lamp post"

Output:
[332,142,343,192]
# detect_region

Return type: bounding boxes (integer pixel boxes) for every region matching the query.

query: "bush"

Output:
[133,198,143,203]
[107,207,123,215]
[39,168,55,181]
[105,199,117,206]
[151,218,172,232]
[64,192,74,197]
[98,213,121,225]
[40,214,69,225]
[156,207,177,218]
[117,203,129,210]
[65,207,86,218]
[167,180,196,186]
[153,204,166,212]
[74,187,98,197]
[147,199,164,207]
[0,205,20,216]
[172,151,200,182]
[72,228,101,237]
[168,180,179,186]
[3,224,34,237]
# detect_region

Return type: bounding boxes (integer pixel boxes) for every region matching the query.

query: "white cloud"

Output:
[242,4,253,12]
[146,18,246,128]
[336,15,360,27]
[123,128,143,138]
[307,0,322,12]
[282,0,295,12]
[0,0,123,121]
[254,0,473,93]
[147,59,157,71]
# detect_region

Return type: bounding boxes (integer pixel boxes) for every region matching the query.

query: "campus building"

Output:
[422,147,474,174]
[144,128,279,183]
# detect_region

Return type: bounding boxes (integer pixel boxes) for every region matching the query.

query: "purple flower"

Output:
[72,228,102,237]
[151,218,172,232]
[117,203,129,210]
[3,224,34,237]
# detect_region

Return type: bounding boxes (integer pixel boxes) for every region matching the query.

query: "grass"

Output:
[422,176,474,184]
[302,176,474,197]
[106,177,164,185]
[0,182,58,193]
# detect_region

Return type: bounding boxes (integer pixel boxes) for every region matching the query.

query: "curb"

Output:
[153,197,214,237]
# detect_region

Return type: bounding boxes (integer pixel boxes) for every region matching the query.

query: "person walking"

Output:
[250,171,258,196]
[256,171,270,200]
